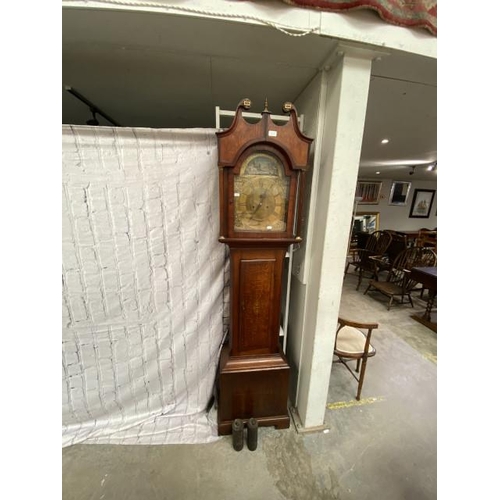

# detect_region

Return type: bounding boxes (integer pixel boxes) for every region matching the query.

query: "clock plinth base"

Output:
[217,345,290,436]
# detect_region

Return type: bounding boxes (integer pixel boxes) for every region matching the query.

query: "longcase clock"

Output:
[216,98,313,435]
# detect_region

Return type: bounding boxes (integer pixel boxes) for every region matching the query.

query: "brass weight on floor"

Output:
[232,419,244,451]
[247,418,258,451]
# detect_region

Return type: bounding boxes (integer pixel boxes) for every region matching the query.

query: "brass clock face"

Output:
[234,152,290,232]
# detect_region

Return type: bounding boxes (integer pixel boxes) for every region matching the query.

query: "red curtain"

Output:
[281,0,436,35]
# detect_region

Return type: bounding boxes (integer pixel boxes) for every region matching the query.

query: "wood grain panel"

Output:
[229,247,285,356]
[239,259,275,352]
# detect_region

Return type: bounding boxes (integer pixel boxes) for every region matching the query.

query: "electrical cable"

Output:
[62,0,320,37]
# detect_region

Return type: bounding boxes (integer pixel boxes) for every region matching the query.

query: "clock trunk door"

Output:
[230,248,285,356]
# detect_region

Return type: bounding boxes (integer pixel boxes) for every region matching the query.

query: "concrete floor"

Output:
[62,273,437,500]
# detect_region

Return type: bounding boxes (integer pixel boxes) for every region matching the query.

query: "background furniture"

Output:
[410,266,437,332]
[372,230,408,277]
[364,247,437,310]
[345,230,392,291]
[415,229,437,251]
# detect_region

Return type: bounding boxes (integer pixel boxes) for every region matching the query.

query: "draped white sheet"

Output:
[62,126,228,446]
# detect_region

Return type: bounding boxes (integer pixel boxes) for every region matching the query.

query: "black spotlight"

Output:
[86,109,99,126]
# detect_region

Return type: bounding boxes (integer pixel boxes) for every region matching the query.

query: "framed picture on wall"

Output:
[355,180,382,205]
[388,181,411,206]
[409,189,435,218]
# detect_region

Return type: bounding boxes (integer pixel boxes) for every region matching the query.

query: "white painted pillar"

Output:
[293,43,388,430]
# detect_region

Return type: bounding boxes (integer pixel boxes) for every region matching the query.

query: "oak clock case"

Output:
[216,98,312,436]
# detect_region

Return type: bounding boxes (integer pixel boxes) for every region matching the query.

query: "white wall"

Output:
[361,178,437,231]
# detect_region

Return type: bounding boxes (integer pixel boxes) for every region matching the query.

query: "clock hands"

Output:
[238,175,283,229]
[249,189,269,220]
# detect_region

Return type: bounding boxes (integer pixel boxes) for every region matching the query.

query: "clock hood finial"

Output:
[263,98,270,114]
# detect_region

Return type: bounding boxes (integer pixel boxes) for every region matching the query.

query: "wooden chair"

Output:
[346,231,367,268]
[364,247,437,310]
[416,229,437,251]
[333,317,379,401]
[372,231,408,278]
[345,230,392,291]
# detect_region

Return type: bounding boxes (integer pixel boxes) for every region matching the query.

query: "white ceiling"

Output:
[62,7,437,181]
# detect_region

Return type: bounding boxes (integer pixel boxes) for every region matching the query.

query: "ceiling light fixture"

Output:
[375,171,381,175]
[381,139,389,144]
[409,166,416,176]
[86,109,99,126]
[65,85,121,126]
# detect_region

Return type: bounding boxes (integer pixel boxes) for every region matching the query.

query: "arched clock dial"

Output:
[234,152,290,232]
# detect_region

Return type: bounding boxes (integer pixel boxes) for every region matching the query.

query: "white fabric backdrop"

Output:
[62,125,228,446]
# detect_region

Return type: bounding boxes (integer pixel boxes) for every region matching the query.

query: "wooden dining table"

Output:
[409,266,437,332]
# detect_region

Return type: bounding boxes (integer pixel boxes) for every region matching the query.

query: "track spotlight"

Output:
[86,109,99,126]
[65,86,120,126]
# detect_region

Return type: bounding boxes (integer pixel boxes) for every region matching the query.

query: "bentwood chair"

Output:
[364,247,437,310]
[333,317,379,401]
[345,230,392,291]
